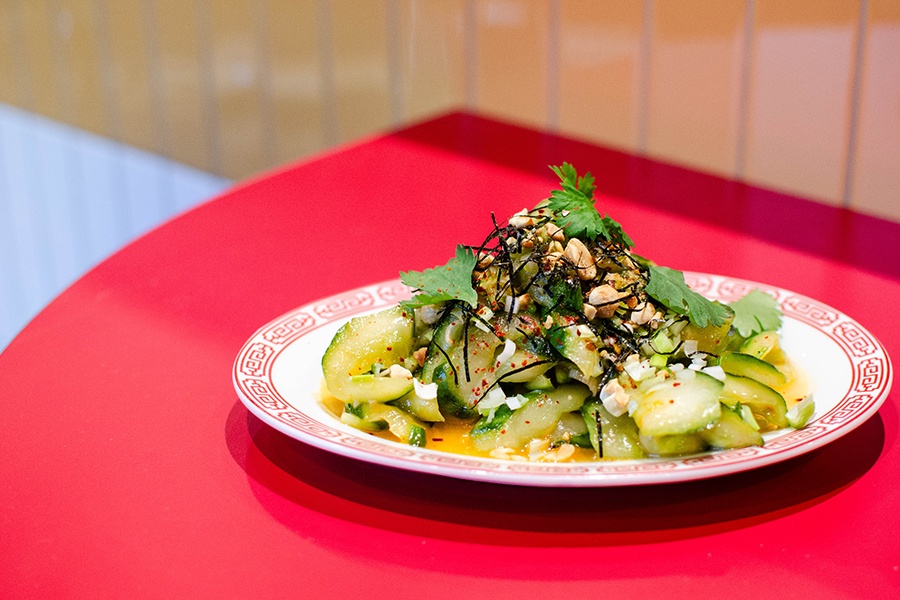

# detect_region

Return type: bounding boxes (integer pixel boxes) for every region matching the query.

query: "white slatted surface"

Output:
[0,104,231,352]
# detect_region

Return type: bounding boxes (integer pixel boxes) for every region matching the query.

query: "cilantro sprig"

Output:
[400,245,478,309]
[547,163,633,248]
[645,266,732,327]
[729,289,782,337]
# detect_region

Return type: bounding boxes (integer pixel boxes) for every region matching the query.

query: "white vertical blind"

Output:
[0,104,230,351]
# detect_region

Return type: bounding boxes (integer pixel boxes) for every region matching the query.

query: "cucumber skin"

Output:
[719,352,786,388]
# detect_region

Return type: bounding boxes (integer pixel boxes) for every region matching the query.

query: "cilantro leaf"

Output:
[645,266,732,327]
[729,289,782,337]
[400,245,478,308]
[600,216,634,249]
[547,163,633,248]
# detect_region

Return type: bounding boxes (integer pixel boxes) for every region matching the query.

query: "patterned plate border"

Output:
[232,274,892,487]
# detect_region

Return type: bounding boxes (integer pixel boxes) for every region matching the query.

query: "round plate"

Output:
[232,274,892,487]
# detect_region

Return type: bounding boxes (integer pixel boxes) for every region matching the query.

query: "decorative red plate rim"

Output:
[232,273,892,487]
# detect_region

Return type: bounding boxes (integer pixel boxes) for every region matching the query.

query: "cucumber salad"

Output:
[321,164,815,461]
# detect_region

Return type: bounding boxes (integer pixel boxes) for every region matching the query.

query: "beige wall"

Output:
[1,0,897,221]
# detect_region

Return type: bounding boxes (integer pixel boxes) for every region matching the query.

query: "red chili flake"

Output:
[524,420,531,424]
[432,437,444,442]
[500,429,506,434]
[386,346,392,351]
[672,382,681,387]
[668,399,675,404]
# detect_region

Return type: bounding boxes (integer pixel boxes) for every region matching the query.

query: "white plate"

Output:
[232,274,892,487]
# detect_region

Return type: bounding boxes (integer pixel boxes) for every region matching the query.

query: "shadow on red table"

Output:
[225,399,884,552]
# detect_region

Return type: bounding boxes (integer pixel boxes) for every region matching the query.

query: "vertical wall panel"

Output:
[207,1,270,178]
[557,0,644,152]
[398,0,468,124]
[850,0,900,221]
[475,0,551,129]
[744,0,858,204]
[151,0,215,173]
[55,0,107,136]
[3,0,900,224]
[264,0,329,166]
[330,0,393,144]
[102,2,156,152]
[0,2,22,106]
[645,0,746,177]
[18,2,61,120]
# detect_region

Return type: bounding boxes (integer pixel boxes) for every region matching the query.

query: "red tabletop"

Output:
[2,112,898,598]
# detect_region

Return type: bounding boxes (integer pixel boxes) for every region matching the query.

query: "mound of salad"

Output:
[321,163,815,461]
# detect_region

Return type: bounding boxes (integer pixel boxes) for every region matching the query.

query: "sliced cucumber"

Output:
[343,403,427,446]
[421,306,464,379]
[341,402,389,432]
[432,363,479,419]
[499,347,555,383]
[366,404,427,446]
[550,411,592,448]
[680,313,734,354]
[630,370,723,436]
[547,318,603,379]
[698,403,764,449]
[719,352,787,388]
[423,307,553,418]
[740,330,783,362]
[639,433,706,457]
[471,384,591,451]
[423,307,497,418]
[390,389,444,423]
[786,394,815,429]
[582,401,646,459]
[524,373,555,390]
[322,306,415,402]
[721,374,788,430]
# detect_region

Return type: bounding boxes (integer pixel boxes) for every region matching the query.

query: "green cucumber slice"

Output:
[719,352,787,388]
[322,306,415,402]
[423,308,553,418]
[680,314,734,354]
[721,374,788,429]
[786,394,815,429]
[366,404,428,446]
[471,384,591,451]
[547,319,603,379]
[740,330,782,362]
[390,389,444,423]
[550,411,592,448]
[582,401,646,459]
[639,433,706,456]
[699,403,764,449]
[631,370,723,436]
